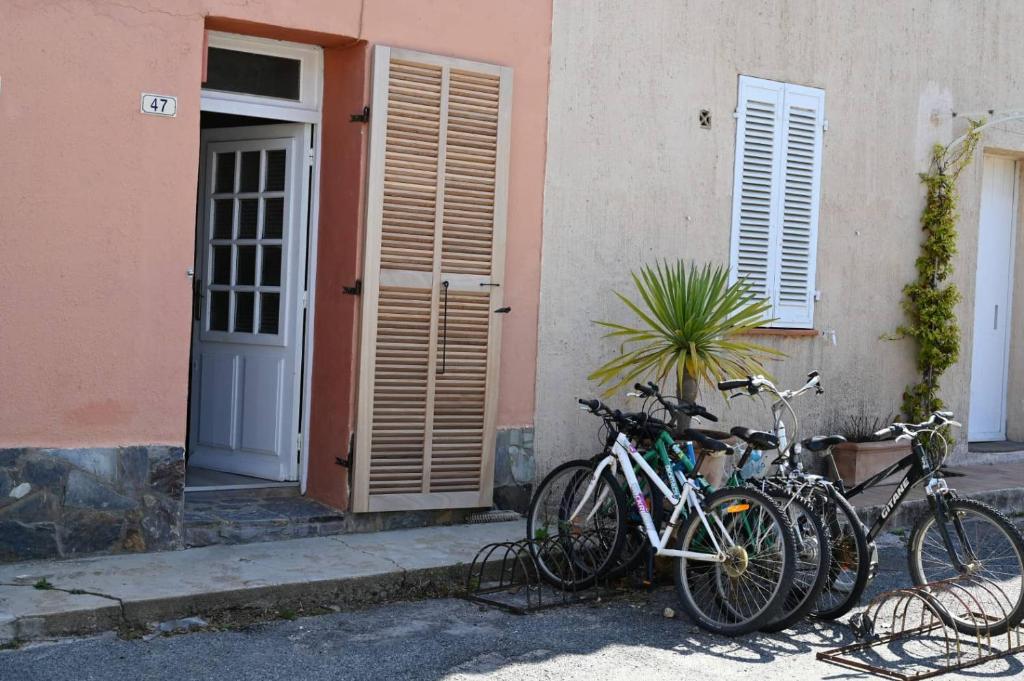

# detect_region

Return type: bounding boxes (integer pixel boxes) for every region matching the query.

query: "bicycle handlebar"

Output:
[873,411,963,440]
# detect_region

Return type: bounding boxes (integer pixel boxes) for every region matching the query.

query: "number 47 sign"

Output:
[141,93,177,117]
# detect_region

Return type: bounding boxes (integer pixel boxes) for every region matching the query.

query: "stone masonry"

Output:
[0,446,185,563]
[492,427,535,513]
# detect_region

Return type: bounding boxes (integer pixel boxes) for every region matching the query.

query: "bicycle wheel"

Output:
[673,486,797,636]
[526,459,627,590]
[760,491,831,632]
[808,488,871,620]
[908,497,1024,635]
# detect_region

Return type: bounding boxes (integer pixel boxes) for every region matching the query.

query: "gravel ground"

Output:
[2,537,1022,681]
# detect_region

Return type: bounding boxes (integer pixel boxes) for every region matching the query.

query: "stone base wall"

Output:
[492,427,535,514]
[0,446,184,563]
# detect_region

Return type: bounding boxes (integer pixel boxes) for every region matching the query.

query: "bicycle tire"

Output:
[760,491,831,632]
[908,496,1024,636]
[526,459,628,590]
[673,485,797,636]
[808,488,872,620]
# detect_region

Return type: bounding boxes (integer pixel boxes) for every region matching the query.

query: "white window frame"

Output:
[201,32,323,124]
[729,75,824,329]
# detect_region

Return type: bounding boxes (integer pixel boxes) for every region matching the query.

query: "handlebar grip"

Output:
[578,398,600,412]
[873,427,893,439]
[633,383,653,397]
[718,378,750,391]
[696,406,719,422]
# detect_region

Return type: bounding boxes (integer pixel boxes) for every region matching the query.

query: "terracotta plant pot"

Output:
[829,440,912,486]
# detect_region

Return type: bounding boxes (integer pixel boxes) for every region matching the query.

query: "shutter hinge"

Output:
[306,147,315,165]
[350,106,370,123]
[343,279,362,296]
[823,119,829,132]
[296,433,303,454]
[302,290,309,308]
[733,109,739,119]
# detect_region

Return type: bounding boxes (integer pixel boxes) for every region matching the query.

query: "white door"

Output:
[969,155,1018,442]
[189,124,310,480]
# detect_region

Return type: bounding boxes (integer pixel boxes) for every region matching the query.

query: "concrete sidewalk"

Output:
[0,520,524,644]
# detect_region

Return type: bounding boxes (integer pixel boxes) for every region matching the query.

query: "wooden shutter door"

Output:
[773,85,824,328]
[729,77,784,308]
[353,46,512,513]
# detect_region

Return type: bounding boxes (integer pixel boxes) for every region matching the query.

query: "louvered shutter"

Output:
[773,86,824,327]
[729,76,824,328]
[353,46,512,513]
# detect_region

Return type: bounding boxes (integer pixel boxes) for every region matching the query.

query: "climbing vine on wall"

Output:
[895,120,983,427]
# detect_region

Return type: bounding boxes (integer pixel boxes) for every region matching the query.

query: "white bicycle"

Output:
[527,398,797,635]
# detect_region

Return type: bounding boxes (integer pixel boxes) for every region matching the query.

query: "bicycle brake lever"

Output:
[895,433,912,443]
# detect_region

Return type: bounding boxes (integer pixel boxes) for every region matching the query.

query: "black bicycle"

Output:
[836,411,1024,635]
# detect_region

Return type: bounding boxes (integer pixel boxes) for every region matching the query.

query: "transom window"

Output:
[201,32,322,123]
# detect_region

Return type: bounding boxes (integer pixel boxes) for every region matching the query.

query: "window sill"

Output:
[741,328,818,338]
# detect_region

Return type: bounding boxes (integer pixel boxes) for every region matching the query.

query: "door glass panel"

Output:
[209,291,229,331]
[211,246,232,285]
[238,199,258,238]
[213,199,234,239]
[203,48,301,101]
[265,150,286,191]
[236,246,256,285]
[259,293,280,335]
[234,291,255,332]
[261,246,281,286]
[214,152,236,193]
[239,151,261,192]
[263,198,284,238]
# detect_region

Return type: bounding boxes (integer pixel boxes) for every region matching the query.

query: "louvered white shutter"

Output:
[353,46,512,513]
[730,76,824,328]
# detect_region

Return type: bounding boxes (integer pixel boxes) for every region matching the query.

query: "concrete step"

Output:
[183,493,347,548]
[0,520,525,644]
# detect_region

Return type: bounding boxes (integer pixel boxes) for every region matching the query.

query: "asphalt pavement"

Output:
[2,538,1022,681]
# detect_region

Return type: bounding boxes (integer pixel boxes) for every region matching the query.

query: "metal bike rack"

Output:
[818,574,1024,679]
[464,533,626,614]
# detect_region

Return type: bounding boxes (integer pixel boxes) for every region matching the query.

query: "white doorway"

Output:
[969,155,1018,442]
[189,124,310,480]
[186,32,323,489]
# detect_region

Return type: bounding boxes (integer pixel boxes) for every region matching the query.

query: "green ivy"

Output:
[896,120,983,429]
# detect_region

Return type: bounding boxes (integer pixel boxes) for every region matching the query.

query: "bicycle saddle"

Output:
[801,435,847,452]
[729,427,780,450]
[682,428,731,452]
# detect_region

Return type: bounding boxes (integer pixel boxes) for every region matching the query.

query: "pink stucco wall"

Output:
[0,0,549,447]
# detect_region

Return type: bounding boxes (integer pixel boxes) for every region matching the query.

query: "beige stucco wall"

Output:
[0,0,550,447]
[535,0,1024,473]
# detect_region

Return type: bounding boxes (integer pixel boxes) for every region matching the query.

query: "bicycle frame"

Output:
[842,437,975,571]
[573,432,730,562]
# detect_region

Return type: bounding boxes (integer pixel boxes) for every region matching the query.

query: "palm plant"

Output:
[589,261,783,426]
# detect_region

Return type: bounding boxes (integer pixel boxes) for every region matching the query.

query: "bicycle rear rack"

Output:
[463,533,627,614]
[818,574,1024,679]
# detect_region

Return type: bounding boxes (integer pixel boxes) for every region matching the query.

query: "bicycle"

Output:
[527,398,798,635]
[635,380,834,632]
[836,411,1024,635]
[717,373,871,622]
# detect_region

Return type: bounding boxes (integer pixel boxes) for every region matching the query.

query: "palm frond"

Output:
[591,260,786,397]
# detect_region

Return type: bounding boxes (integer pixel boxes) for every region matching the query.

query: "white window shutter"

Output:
[773,85,824,328]
[730,76,824,329]
[729,77,784,309]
